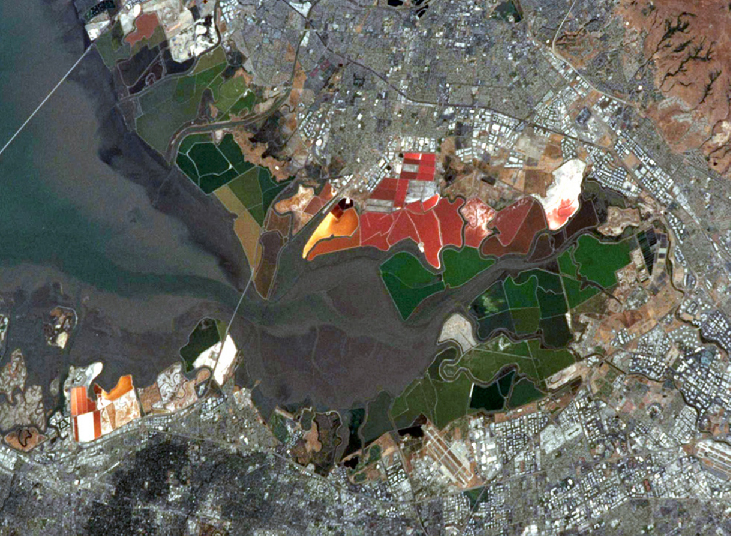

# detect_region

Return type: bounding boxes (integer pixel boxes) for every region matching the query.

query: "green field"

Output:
[380,253,445,319]
[511,307,541,334]
[179,317,224,372]
[573,234,634,288]
[536,288,568,317]
[471,280,509,318]
[388,232,636,431]
[390,376,437,429]
[558,247,601,308]
[442,247,495,288]
[135,47,257,154]
[390,371,472,429]
[527,339,575,380]
[505,276,539,309]
[557,242,627,308]
[176,133,255,194]
[176,133,291,221]
[514,269,563,294]
[391,331,568,428]
[476,310,514,340]
[469,235,634,347]
[508,377,544,407]
[449,335,540,384]
[209,76,256,119]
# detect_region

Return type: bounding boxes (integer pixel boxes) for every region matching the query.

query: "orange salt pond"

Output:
[303,200,359,260]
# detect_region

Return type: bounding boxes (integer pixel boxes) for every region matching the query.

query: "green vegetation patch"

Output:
[492,0,523,22]
[428,347,459,381]
[504,275,539,309]
[210,75,253,115]
[527,339,575,380]
[259,168,292,214]
[228,167,262,205]
[366,444,382,465]
[450,335,539,384]
[229,92,257,116]
[391,376,437,429]
[176,134,238,194]
[381,274,445,320]
[361,391,394,444]
[136,47,227,153]
[176,133,291,214]
[270,413,290,444]
[511,307,541,334]
[562,277,600,309]
[558,246,604,308]
[471,280,509,318]
[557,250,579,278]
[514,269,563,294]
[179,317,223,372]
[192,46,226,74]
[442,248,495,288]
[574,234,634,288]
[470,382,505,412]
[391,324,578,430]
[476,310,514,340]
[465,487,490,507]
[433,372,473,429]
[179,133,210,154]
[381,251,438,287]
[380,253,445,320]
[391,371,473,430]
[219,135,255,174]
[508,378,544,407]
[188,142,230,175]
[470,371,515,413]
[539,315,572,349]
[537,288,568,318]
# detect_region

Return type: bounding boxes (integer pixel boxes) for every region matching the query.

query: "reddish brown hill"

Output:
[617,0,731,175]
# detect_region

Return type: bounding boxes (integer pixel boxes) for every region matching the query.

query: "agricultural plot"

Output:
[469,234,634,346]
[471,273,570,342]
[177,133,292,223]
[380,252,445,320]
[469,370,515,412]
[388,232,637,430]
[441,247,495,288]
[573,234,635,288]
[390,376,437,429]
[445,335,540,385]
[527,339,574,380]
[136,48,228,152]
[390,370,472,429]
[507,377,544,407]
[176,133,253,193]
[471,280,509,318]
[179,317,225,372]
[208,75,256,120]
[136,46,256,153]
[391,335,553,428]
[504,276,539,309]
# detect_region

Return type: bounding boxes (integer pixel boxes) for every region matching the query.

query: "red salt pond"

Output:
[460,197,496,248]
[481,198,548,258]
[124,13,160,46]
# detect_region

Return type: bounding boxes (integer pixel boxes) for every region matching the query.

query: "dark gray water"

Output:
[0,0,247,401]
